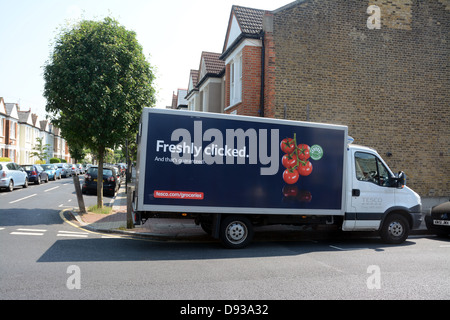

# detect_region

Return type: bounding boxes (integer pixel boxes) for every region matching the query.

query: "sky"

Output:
[0,0,293,119]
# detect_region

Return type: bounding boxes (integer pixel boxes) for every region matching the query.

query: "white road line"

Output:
[57,230,89,238]
[44,186,60,192]
[10,232,44,236]
[57,233,88,238]
[17,228,47,232]
[0,227,5,231]
[58,230,89,235]
[439,245,450,248]
[329,245,370,251]
[9,194,37,204]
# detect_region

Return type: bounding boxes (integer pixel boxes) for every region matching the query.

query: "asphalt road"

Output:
[1,176,449,302]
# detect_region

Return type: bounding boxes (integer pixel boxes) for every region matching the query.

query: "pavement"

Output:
[68,181,432,243]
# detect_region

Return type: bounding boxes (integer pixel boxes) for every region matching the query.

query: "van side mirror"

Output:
[396,171,406,188]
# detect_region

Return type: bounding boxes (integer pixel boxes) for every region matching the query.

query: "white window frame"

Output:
[229,52,242,107]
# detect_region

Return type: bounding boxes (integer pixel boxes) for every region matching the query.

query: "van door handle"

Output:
[352,189,360,197]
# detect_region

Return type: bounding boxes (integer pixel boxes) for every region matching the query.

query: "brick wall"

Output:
[225,46,263,117]
[272,0,449,197]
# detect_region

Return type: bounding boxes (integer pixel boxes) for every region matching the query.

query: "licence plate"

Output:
[93,179,97,182]
[433,220,450,226]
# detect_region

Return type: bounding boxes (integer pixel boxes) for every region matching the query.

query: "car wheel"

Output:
[45,175,49,183]
[380,214,410,244]
[219,215,254,249]
[23,178,28,188]
[7,180,14,192]
[36,176,41,185]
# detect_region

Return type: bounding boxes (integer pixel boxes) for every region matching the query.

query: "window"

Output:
[229,53,242,106]
[10,121,16,139]
[355,152,392,187]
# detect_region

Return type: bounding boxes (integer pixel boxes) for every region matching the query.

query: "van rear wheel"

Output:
[219,216,254,249]
[380,214,410,244]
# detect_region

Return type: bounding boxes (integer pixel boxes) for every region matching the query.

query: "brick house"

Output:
[4,102,19,162]
[186,51,225,113]
[208,1,448,198]
[0,97,7,158]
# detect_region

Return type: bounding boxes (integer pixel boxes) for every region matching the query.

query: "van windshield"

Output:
[355,152,392,187]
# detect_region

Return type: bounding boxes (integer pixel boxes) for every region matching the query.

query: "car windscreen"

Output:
[41,165,52,170]
[23,165,34,171]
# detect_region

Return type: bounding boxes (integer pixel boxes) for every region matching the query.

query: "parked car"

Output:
[21,164,49,185]
[76,163,85,174]
[41,164,62,180]
[425,201,450,237]
[69,163,79,175]
[0,162,28,191]
[82,166,119,196]
[56,163,71,177]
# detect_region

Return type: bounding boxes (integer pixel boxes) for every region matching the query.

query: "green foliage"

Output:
[0,157,12,162]
[43,17,156,206]
[49,158,61,163]
[31,137,51,161]
[44,17,155,150]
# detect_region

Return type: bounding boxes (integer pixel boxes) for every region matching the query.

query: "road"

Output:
[1,176,449,304]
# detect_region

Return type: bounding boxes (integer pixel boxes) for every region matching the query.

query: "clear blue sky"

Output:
[0,0,292,119]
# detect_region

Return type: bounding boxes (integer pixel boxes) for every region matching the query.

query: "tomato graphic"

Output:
[297,144,310,161]
[283,168,299,184]
[282,153,298,169]
[297,160,313,176]
[280,138,295,154]
[282,185,298,197]
[297,190,312,203]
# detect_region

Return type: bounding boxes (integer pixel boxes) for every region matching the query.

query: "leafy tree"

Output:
[44,17,155,207]
[31,137,51,162]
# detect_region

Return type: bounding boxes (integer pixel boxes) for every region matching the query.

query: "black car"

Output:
[82,166,119,196]
[425,201,450,237]
[21,164,49,185]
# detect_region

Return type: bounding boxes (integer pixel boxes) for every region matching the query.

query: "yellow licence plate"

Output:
[93,179,97,182]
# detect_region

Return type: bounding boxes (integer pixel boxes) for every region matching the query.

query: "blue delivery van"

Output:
[133,108,422,248]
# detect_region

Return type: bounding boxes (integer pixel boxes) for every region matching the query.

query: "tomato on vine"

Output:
[280,138,295,154]
[283,168,299,184]
[297,144,310,161]
[282,153,298,169]
[297,160,313,176]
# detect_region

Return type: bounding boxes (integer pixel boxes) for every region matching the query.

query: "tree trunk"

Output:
[97,147,104,208]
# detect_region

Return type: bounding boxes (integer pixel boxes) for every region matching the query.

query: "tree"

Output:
[44,17,155,207]
[31,137,51,162]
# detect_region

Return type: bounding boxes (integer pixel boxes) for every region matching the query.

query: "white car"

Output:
[0,162,28,191]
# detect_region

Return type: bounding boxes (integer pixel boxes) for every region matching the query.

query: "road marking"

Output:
[44,186,60,192]
[57,230,89,238]
[10,227,47,236]
[9,194,37,204]
[0,227,5,230]
[17,228,47,232]
[58,230,89,235]
[329,245,370,251]
[439,245,450,248]
[10,232,44,236]
[57,233,88,238]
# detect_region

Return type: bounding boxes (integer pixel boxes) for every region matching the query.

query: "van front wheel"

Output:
[380,214,410,244]
[219,216,254,249]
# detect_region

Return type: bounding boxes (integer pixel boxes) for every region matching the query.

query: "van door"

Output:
[349,151,395,230]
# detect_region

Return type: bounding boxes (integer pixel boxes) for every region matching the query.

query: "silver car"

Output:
[0,162,28,191]
[56,163,72,178]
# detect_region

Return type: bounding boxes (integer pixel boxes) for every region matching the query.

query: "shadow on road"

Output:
[36,234,417,263]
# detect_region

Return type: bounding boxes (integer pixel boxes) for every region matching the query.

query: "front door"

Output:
[350,151,395,230]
